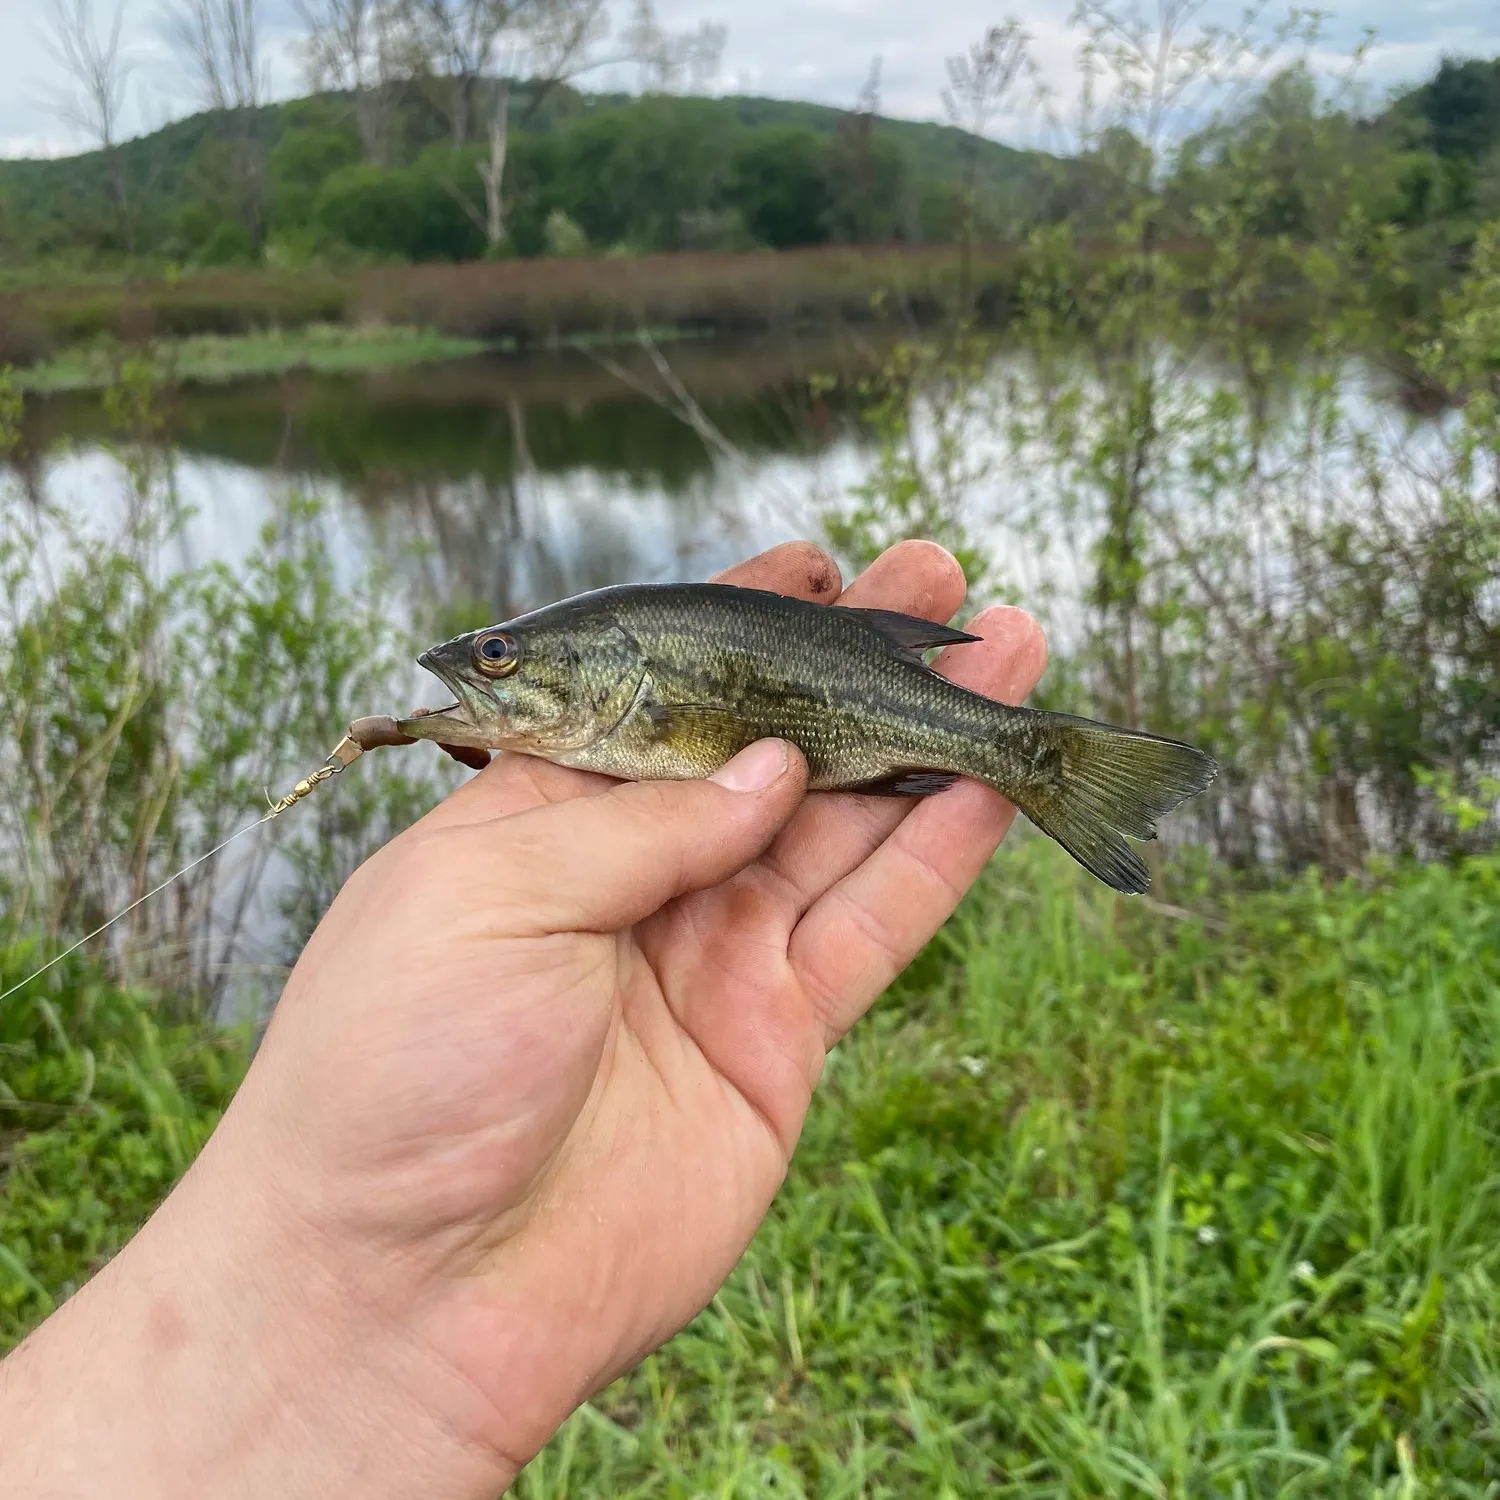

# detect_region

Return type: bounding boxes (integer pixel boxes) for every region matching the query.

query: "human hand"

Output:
[0,540,1046,1500]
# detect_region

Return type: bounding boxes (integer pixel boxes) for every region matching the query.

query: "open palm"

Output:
[227,539,1046,1475]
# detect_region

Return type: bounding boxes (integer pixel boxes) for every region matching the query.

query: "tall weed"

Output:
[0,360,450,1017]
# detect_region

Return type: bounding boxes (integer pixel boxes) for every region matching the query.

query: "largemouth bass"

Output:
[398,583,1216,894]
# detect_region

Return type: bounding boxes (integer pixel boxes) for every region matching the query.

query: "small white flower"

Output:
[1032,1146,1047,1161]
[959,1055,987,1078]
[1196,1225,1219,1246]
[1092,1322,1115,1340]
[1294,1259,1317,1284]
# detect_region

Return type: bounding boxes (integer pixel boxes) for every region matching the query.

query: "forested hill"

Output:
[2,52,1497,273]
[0,84,1056,268]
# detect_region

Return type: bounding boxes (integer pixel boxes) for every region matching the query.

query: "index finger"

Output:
[712,540,842,601]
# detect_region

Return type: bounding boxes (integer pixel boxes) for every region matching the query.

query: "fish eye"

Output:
[473,630,520,677]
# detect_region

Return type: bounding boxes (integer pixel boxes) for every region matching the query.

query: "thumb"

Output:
[468,740,807,933]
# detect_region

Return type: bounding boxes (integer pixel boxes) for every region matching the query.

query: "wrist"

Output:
[0,1112,520,1500]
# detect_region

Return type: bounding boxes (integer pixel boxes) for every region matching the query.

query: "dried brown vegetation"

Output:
[0,244,1029,364]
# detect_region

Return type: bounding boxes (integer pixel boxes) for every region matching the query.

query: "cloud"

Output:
[0,0,1494,159]
[0,0,307,156]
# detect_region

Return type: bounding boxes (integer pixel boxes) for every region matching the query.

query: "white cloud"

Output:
[0,0,307,156]
[0,0,1494,160]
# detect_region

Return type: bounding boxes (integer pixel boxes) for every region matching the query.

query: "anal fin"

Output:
[844,769,961,797]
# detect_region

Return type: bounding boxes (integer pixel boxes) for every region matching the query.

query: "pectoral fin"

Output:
[646,700,761,760]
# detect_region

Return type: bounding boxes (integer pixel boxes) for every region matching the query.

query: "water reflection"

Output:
[14,334,879,622]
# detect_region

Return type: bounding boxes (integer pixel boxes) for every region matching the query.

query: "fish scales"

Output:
[398,582,1217,894]
[554,587,1033,789]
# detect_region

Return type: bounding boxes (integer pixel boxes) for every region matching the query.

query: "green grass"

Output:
[6,841,1500,1493]
[12,324,492,394]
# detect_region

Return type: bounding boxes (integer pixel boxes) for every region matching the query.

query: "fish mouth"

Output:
[396,649,492,747]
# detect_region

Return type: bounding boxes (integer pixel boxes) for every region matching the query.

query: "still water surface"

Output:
[15,335,888,624]
[13,329,1434,637]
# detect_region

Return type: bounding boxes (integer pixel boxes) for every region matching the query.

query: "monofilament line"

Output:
[0,811,283,1005]
[0,731,369,1005]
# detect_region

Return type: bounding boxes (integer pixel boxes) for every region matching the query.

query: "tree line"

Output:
[1,1,1497,279]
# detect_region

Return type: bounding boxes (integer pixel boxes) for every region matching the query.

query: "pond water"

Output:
[12,333,889,626]
[10,329,1438,636]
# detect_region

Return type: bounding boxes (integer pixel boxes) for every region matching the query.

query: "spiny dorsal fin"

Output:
[835,607,981,664]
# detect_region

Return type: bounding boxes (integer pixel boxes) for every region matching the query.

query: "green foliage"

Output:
[728,127,831,250]
[196,218,258,268]
[9,843,1500,1492]
[542,210,590,259]
[827,17,1500,874]
[0,87,1034,273]
[0,951,249,1344]
[1407,57,1500,160]
[511,843,1500,1493]
[0,363,452,1016]
[0,367,19,454]
[315,161,486,263]
[821,329,997,594]
[269,120,364,232]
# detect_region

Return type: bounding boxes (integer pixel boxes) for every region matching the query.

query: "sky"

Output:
[0,0,1495,160]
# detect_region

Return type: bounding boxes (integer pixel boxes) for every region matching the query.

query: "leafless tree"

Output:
[841,59,883,178]
[40,0,135,249]
[617,0,724,94]
[422,0,725,254]
[397,0,509,147]
[169,0,264,111]
[943,21,1033,300]
[1071,0,1270,158]
[943,20,1031,145]
[167,0,268,248]
[296,0,410,164]
[475,75,512,245]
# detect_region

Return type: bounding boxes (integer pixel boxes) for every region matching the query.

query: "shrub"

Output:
[314,163,486,264]
[543,210,590,259]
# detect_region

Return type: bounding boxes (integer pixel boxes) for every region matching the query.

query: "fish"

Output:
[397,582,1217,894]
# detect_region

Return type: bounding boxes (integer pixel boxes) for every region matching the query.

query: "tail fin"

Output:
[1010,714,1218,895]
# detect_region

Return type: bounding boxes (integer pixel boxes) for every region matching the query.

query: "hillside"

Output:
[0,83,1057,271]
[3,50,1495,294]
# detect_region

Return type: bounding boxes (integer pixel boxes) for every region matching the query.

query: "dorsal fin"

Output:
[834,606,981,664]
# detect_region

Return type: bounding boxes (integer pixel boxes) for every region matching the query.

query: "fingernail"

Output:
[710,738,789,792]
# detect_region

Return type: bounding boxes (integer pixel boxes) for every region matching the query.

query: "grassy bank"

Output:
[0,244,1025,372]
[12,324,493,394]
[6,840,1499,1491]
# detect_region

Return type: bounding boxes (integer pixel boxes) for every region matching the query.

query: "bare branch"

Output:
[165,0,268,248]
[414,0,727,245]
[942,20,1032,140]
[167,0,265,111]
[295,0,408,163]
[39,0,132,150]
[618,0,724,93]
[39,0,136,248]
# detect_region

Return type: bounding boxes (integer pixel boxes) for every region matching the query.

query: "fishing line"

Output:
[0,729,375,1006]
[1,810,283,1005]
